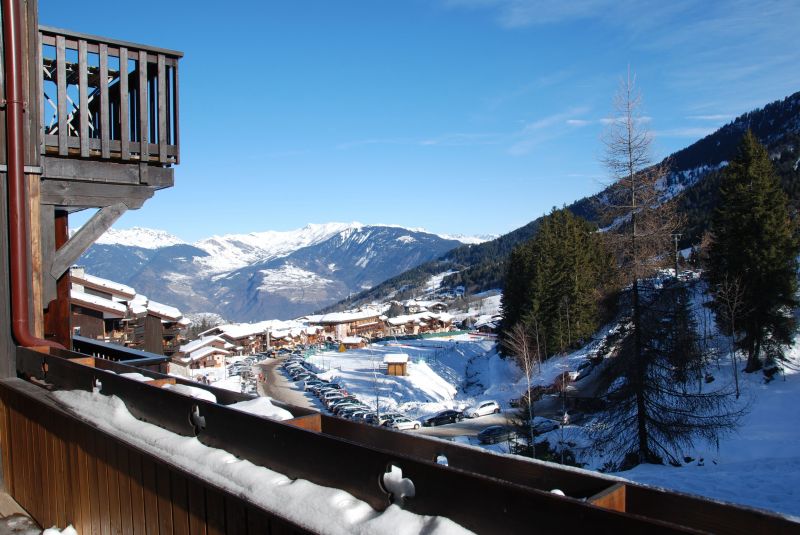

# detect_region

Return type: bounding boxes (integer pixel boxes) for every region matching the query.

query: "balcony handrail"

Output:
[39,26,181,165]
[72,334,170,367]
[14,346,800,534]
[39,25,183,59]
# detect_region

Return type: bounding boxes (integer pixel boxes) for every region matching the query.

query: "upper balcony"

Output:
[39,26,181,167]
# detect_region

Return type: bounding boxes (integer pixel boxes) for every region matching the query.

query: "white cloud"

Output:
[686,114,733,121]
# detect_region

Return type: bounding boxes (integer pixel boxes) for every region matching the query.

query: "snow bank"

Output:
[162,383,217,403]
[51,390,473,535]
[227,397,293,421]
[119,372,151,382]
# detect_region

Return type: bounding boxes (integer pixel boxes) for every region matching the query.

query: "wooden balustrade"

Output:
[39,26,181,165]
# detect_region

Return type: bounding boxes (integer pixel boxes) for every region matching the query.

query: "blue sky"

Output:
[41,0,800,243]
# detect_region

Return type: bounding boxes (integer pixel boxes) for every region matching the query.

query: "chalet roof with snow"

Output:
[176,345,231,364]
[403,299,447,310]
[387,312,453,326]
[146,300,182,322]
[383,353,409,364]
[70,269,136,299]
[179,335,233,355]
[316,309,382,325]
[70,289,128,317]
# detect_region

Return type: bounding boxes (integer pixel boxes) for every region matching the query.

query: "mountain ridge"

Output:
[325,90,800,312]
[77,223,475,321]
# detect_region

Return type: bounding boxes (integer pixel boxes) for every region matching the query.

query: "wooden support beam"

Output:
[49,203,128,279]
[589,483,627,513]
[42,156,172,186]
[40,180,154,209]
[52,212,72,349]
[28,175,43,338]
[40,204,56,305]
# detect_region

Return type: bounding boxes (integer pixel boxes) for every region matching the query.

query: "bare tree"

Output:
[503,321,541,449]
[597,71,682,465]
[715,275,747,398]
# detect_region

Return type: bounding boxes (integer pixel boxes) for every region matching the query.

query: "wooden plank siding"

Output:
[0,379,311,534]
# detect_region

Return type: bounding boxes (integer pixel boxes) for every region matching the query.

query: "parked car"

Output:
[300,379,324,391]
[321,391,345,403]
[362,413,380,425]
[477,425,514,444]
[465,400,501,418]
[388,417,421,431]
[316,384,343,396]
[339,407,370,418]
[377,413,405,426]
[292,373,314,383]
[531,417,560,435]
[422,410,464,427]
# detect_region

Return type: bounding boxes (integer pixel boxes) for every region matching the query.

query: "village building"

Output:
[171,335,234,380]
[313,309,387,341]
[403,299,449,314]
[383,353,409,376]
[340,336,366,349]
[386,312,454,336]
[199,322,270,355]
[70,268,188,355]
[474,315,502,335]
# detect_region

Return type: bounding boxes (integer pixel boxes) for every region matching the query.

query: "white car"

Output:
[389,417,421,430]
[464,400,501,418]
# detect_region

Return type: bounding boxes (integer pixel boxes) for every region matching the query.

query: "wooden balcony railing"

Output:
[39,26,181,165]
[8,344,800,534]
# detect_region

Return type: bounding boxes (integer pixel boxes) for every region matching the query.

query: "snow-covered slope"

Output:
[192,222,359,274]
[94,227,186,249]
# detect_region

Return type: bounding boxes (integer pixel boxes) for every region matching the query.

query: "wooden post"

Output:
[27,174,42,337]
[43,211,72,349]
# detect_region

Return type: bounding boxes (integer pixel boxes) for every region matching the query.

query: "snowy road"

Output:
[258,357,317,410]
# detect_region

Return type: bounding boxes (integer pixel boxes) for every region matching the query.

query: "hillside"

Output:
[78,223,469,321]
[328,90,800,311]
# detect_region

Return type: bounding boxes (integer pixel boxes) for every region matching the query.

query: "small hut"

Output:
[384,353,409,377]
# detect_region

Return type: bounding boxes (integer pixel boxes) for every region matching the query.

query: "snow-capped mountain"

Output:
[191,222,359,274]
[77,223,467,321]
[92,227,187,249]
[438,233,498,245]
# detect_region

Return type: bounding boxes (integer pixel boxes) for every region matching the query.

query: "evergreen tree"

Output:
[592,281,742,469]
[500,208,610,359]
[707,131,799,372]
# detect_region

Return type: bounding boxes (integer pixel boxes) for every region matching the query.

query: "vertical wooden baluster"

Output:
[56,35,67,156]
[78,39,88,157]
[120,47,130,160]
[157,54,167,163]
[100,43,110,159]
[138,50,148,161]
[173,59,180,164]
